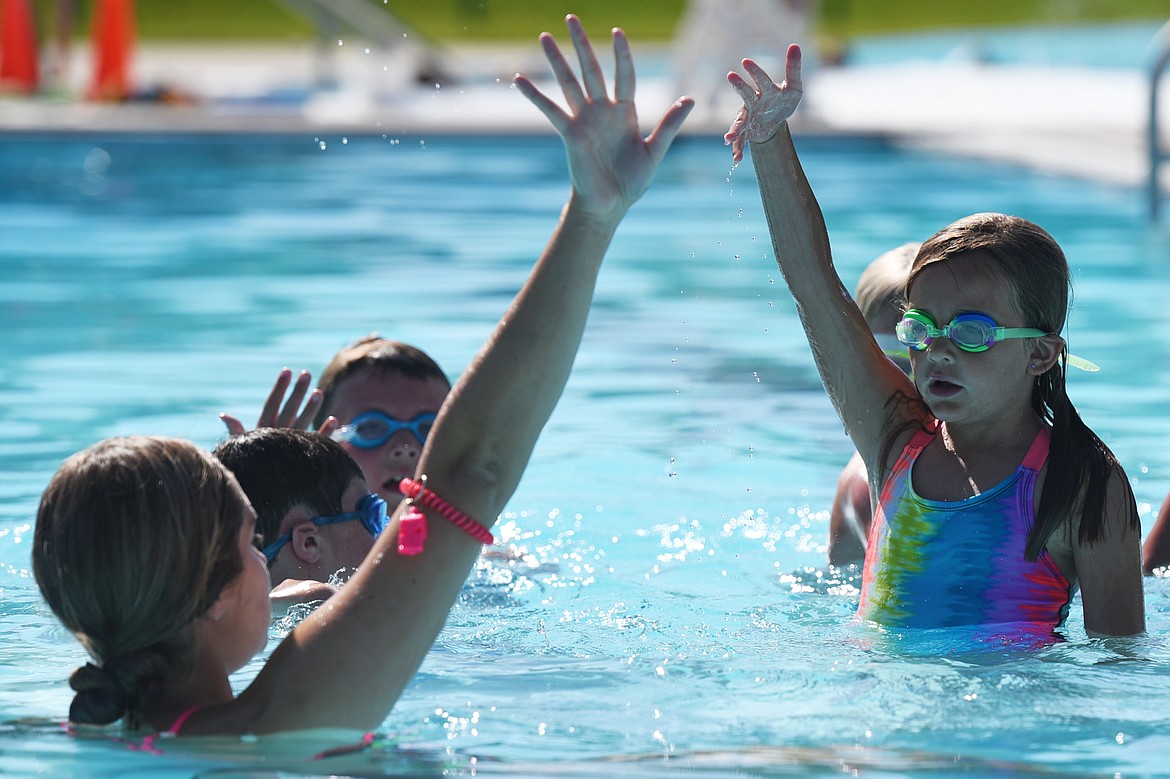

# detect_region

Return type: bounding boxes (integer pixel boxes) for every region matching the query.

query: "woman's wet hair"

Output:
[213,428,363,549]
[904,212,1138,557]
[315,335,451,429]
[32,437,248,726]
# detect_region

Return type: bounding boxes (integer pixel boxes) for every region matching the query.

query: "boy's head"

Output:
[315,336,452,499]
[315,336,450,428]
[855,242,920,334]
[856,242,919,374]
[213,428,373,585]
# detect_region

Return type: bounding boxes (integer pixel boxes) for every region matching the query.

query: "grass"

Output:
[28,0,1167,43]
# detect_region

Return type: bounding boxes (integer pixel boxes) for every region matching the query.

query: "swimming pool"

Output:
[1,131,1169,777]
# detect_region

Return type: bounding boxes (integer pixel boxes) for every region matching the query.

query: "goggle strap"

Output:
[1064,353,1100,372]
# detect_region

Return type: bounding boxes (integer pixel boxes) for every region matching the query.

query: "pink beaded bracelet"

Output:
[396,476,494,556]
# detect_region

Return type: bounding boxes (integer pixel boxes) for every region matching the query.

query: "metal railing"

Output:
[274,0,452,89]
[1149,19,1170,221]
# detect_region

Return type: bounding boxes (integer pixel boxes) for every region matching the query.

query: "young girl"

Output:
[31,16,694,738]
[726,46,1144,636]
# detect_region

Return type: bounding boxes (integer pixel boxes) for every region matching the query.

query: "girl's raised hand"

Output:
[513,15,693,225]
[725,44,803,163]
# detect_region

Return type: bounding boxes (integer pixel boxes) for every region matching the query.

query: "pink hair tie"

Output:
[397,476,494,555]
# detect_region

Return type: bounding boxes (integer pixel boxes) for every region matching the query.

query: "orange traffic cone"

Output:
[0,0,39,94]
[90,0,134,100]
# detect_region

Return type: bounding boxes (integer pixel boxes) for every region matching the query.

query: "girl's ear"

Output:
[1028,334,1064,376]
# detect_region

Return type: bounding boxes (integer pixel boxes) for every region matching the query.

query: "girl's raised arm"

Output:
[232,15,692,733]
[727,46,919,472]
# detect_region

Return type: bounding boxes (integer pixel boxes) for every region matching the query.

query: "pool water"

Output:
[2,131,1170,778]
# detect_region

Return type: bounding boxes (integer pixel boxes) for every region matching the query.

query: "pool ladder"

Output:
[1151,18,1170,221]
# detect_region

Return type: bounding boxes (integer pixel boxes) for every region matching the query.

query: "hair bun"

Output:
[67,652,167,727]
[68,662,130,725]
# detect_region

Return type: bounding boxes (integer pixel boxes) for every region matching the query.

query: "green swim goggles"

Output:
[895,309,1099,371]
[896,310,1045,353]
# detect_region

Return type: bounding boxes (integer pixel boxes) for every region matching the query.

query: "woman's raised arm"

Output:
[234,15,692,733]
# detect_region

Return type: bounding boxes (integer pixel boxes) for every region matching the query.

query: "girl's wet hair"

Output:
[904,213,1138,558]
[32,437,248,726]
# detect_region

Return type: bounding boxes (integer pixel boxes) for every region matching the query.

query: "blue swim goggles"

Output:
[896,310,1046,353]
[261,493,388,564]
[331,411,436,449]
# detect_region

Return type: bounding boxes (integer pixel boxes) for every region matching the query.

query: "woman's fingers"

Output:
[513,73,569,133]
[539,29,586,112]
[565,14,608,102]
[645,97,695,167]
[611,28,635,105]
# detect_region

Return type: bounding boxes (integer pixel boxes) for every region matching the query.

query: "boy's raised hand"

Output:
[513,15,693,224]
[725,44,804,163]
[219,368,338,437]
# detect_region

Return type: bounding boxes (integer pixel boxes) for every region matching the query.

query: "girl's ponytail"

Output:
[1027,352,1137,559]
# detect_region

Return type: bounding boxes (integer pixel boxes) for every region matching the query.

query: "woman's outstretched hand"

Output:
[513,15,694,224]
[725,44,804,164]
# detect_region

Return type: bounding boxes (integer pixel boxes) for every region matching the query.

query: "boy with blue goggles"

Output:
[262,493,388,564]
[331,411,436,449]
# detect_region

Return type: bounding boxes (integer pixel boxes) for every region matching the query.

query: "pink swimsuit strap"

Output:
[163,705,204,736]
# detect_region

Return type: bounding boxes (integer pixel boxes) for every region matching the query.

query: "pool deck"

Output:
[2,41,1168,190]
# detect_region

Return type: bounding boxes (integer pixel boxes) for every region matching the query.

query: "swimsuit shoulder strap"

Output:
[163,706,204,736]
[1020,425,1052,472]
[905,419,940,454]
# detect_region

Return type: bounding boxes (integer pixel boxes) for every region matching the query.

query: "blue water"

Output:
[2,128,1170,778]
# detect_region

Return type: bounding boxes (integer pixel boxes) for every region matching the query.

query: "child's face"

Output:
[905,253,1038,427]
[327,369,451,500]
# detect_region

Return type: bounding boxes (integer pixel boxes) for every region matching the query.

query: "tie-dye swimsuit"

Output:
[858,422,1072,629]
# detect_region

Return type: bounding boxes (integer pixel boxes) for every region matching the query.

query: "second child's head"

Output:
[855,242,919,373]
[213,429,376,586]
[903,213,1067,422]
[316,336,452,499]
